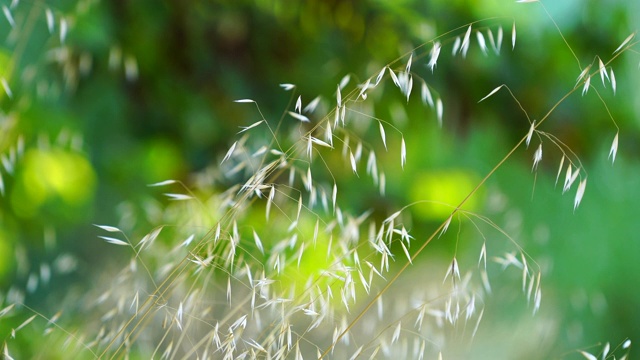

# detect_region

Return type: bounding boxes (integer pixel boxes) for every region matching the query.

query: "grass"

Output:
[0,1,638,359]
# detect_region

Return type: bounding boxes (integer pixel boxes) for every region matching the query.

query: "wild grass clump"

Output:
[0,1,638,359]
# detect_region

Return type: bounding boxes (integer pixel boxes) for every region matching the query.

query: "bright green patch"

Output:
[11,149,96,218]
[410,169,483,220]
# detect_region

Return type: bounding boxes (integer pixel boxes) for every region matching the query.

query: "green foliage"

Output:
[0,0,638,359]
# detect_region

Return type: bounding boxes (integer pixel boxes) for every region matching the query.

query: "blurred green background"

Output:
[0,0,638,358]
